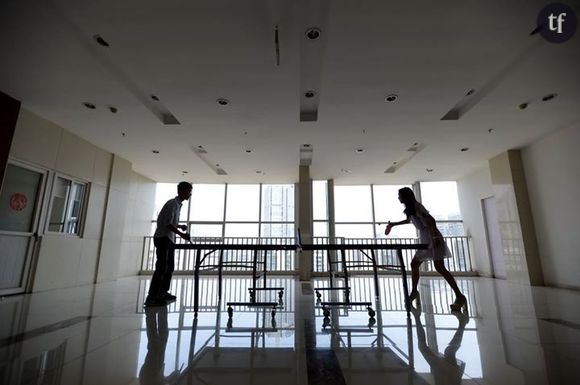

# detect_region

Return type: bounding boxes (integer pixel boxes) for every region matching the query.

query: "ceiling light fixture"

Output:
[426,168,434,173]
[245,149,253,153]
[255,170,262,174]
[356,148,365,153]
[466,89,476,96]
[488,128,495,133]
[151,94,160,101]
[217,98,229,106]
[460,147,469,152]
[305,27,321,40]
[82,102,96,109]
[518,102,529,110]
[341,168,352,174]
[385,94,398,102]
[304,90,316,98]
[109,106,118,113]
[152,150,160,154]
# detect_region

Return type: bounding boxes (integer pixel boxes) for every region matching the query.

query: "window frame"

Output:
[153,183,296,239]
[45,173,89,237]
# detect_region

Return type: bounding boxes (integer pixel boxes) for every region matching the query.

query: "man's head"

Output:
[177,181,192,200]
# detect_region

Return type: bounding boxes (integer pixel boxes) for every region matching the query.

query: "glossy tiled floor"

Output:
[1,275,579,385]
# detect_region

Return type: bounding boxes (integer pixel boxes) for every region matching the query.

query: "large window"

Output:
[420,182,464,236]
[47,175,87,235]
[329,183,464,239]
[333,184,415,239]
[152,183,295,238]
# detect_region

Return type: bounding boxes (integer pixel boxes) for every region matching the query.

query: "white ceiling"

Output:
[1,0,579,184]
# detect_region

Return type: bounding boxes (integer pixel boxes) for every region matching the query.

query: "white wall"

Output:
[457,166,494,277]
[119,172,156,277]
[521,123,580,290]
[9,108,156,291]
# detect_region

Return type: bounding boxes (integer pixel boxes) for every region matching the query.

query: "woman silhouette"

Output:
[385,187,466,312]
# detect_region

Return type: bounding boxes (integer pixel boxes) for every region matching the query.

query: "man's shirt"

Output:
[153,197,183,243]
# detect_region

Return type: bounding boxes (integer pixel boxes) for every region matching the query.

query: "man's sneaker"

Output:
[161,292,177,302]
[144,295,167,307]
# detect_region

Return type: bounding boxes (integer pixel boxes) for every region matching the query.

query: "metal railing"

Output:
[141,236,296,272]
[312,236,473,273]
[141,235,473,274]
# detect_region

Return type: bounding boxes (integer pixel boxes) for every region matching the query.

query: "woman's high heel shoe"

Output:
[409,291,421,309]
[450,295,467,313]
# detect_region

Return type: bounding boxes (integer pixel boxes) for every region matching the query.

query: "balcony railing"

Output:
[141,235,473,274]
[312,236,473,273]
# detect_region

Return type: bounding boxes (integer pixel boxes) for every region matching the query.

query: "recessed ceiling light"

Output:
[82,102,96,109]
[109,106,118,113]
[245,149,253,153]
[466,89,476,96]
[542,93,557,102]
[93,34,110,47]
[302,144,312,148]
[341,168,352,174]
[122,132,126,137]
[182,171,188,174]
[385,94,398,102]
[356,148,365,153]
[518,102,529,110]
[217,98,229,106]
[426,168,434,173]
[488,128,495,133]
[151,94,160,101]
[152,150,160,154]
[305,27,321,40]
[460,147,469,152]
[255,170,262,174]
[304,90,316,98]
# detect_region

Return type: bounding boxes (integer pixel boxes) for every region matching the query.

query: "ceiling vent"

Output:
[384,143,426,173]
[191,145,227,175]
[407,142,425,152]
[299,144,313,166]
[193,145,208,154]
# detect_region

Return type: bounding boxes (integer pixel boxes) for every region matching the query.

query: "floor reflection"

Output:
[1,276,579,385]
[412,308,469,385]
[139,306,181,385]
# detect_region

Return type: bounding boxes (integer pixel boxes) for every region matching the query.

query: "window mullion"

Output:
[222,183,228,238]
[370,184,377,238]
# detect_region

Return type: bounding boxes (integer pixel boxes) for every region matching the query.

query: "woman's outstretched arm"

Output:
[385,217,410,235]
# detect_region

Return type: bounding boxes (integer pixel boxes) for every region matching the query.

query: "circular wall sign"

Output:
[9,193,28,211]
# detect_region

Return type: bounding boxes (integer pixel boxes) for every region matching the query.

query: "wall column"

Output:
[489,150,543,286]
[297,165,312,280]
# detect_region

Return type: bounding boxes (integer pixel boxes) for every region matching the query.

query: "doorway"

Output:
[0,161,47,295]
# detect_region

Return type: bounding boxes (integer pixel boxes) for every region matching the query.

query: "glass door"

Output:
[0,161,46,295]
